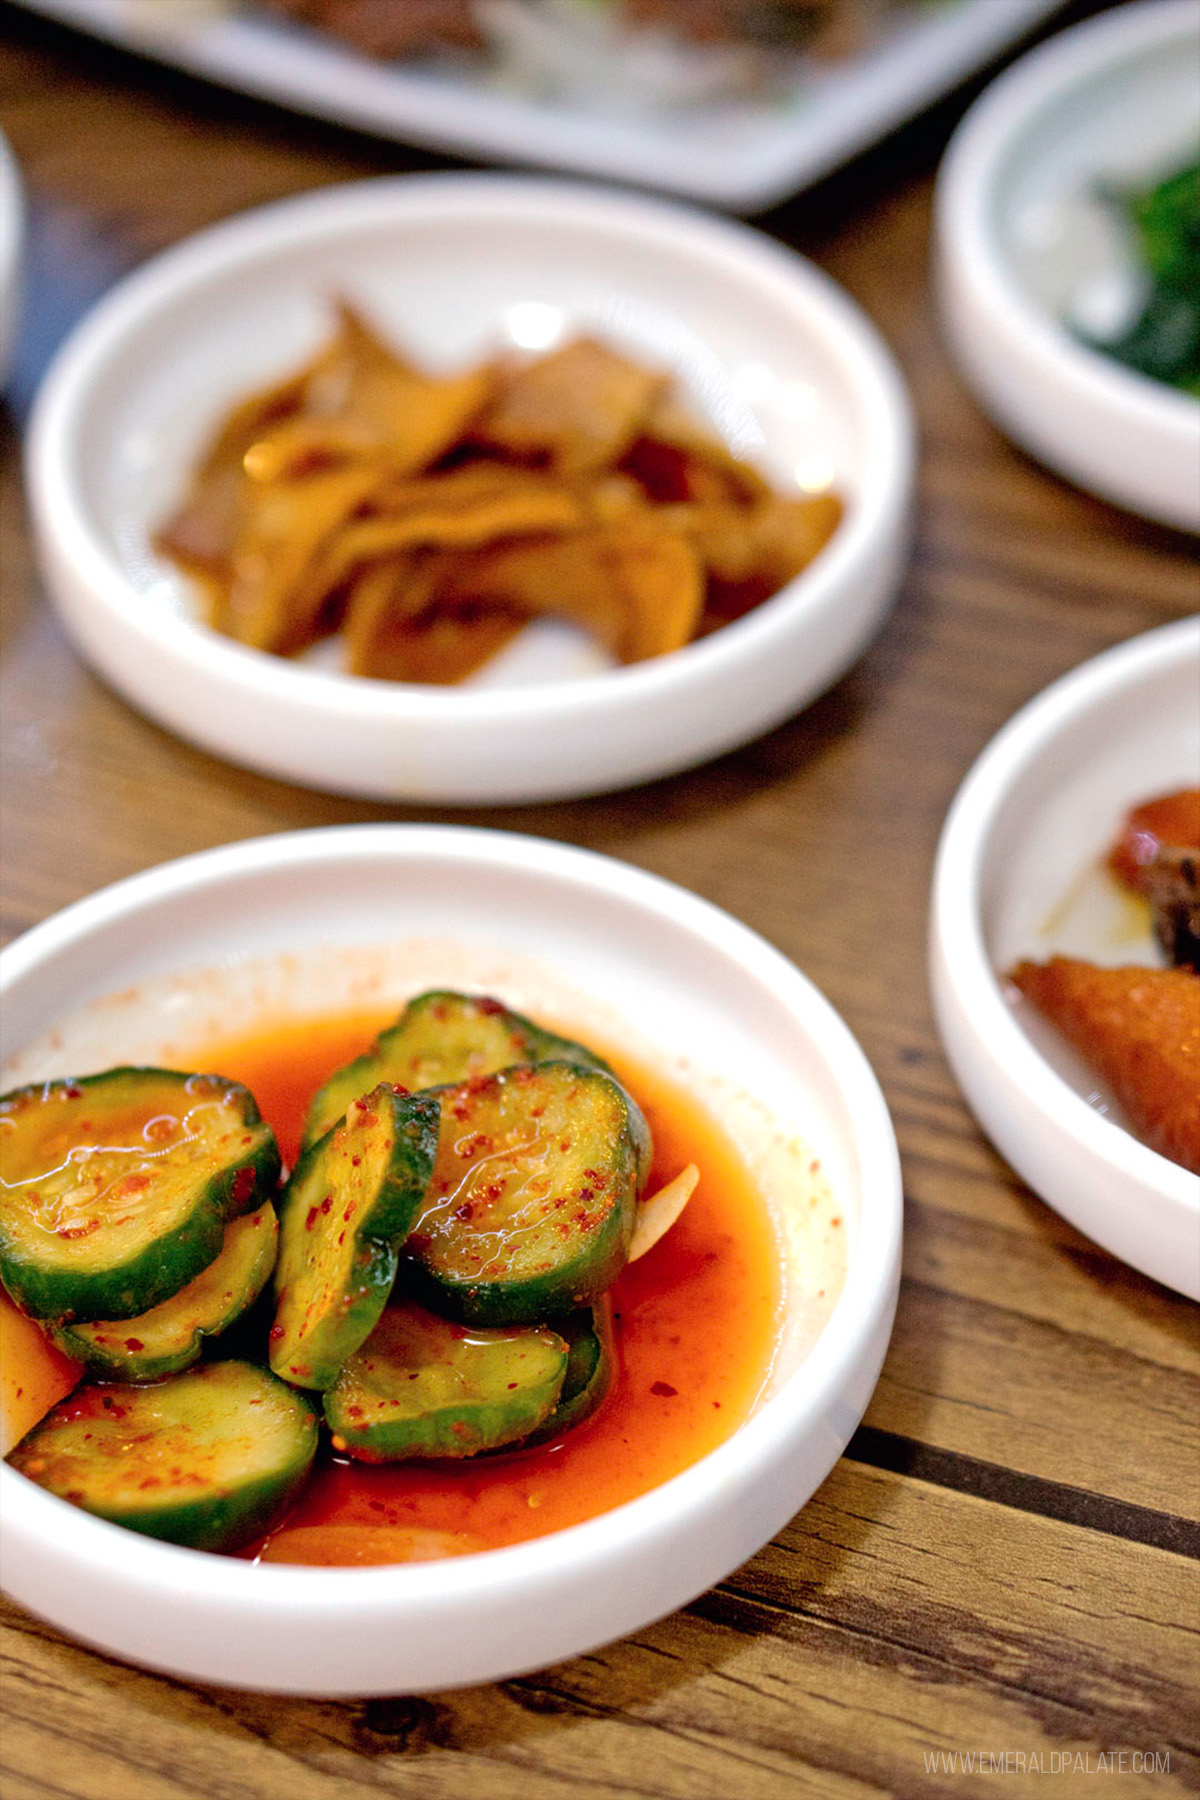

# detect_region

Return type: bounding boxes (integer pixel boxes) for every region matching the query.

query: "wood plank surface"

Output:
[1,1460,1196,1800]
[0,1,1197,1794]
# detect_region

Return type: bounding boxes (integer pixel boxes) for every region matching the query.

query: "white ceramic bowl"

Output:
[26,173,913,805]
[935,0,1200,533]
[0,826,901,1694]
[930,618,1200,1298]
[0,129,24,385]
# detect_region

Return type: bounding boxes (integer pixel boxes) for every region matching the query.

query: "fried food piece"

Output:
[155,347,340,581]
[156,306,843,680]
[1108,788,1200,892]
[157,305,498,650]
[439,517,704,663]
[1106,788,1200,968]
[217,463,383,650]
[249,303,495,479]
[665,489,842,626]
[620,392,770,506]
[261,0,484,58]
[344,554,527,684]
[475,338,670,476]
[343,512,703,679]
[1107,789,1200,967]
[1141,849,1200,971]
[281,463,587,651]
[1009,957,1200,1175]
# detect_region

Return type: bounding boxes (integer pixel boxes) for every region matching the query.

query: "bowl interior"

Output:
[981,632,1200,1128]
[72,182,869,688]
[0,827,897,1403]
[0,829,901,1691]
[993,10,1199,344]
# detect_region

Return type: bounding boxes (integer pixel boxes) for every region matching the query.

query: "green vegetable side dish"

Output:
[324,1300,569,1461]
[1082,156,1200,394]
[4,992,685,1556]
[0,1069,280,1322]
[270,1082,440,1389]
[302,989,653,1186]
[407,1061,640,1326]
[8,1360,319,1553]
[52,1204,279,1382]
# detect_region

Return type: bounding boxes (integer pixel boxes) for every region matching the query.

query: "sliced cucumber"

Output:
[406,1061,639,1325]
[8,1360,318,1553]
[52,1205,279,1382]
[0,1069,280,1323]
[324,1300,568,1461]
[524,1301,613,1446]
[270,1083,439,1390]
[302,991,652,1185]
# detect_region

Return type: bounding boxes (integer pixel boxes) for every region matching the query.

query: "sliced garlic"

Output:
[628,1163,699,1263]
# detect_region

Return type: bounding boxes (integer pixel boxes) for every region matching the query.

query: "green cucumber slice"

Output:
[524,1301,613,1446]
[52,1205,279,1382]
[0,1069,280,1323]
[406,1061,639,1326]
[302,991,652,1184]
[324,1301,568,1461]
[8,1360,318,1553]
[269,1083,439,1390]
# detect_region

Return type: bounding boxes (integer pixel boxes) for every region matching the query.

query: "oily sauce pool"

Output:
[191,1010,781,1565]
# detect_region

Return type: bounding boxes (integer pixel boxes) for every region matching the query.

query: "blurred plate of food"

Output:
[935,0,1200,532]
[27,172,913,803]
[930,618,1200,1298]
[14,0,1065,210]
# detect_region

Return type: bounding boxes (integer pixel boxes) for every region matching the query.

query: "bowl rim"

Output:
[0,128,24,378]
[930,615,1200,1213]
[0,129,22,287]
[0,824,902,1658]
[934,0,1199,457]
[26,169,914,726]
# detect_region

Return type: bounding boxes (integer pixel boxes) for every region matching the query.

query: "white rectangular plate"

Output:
[14,0,1065,209]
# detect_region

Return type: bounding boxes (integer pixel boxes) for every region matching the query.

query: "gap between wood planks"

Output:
[844,1427,1200,1559]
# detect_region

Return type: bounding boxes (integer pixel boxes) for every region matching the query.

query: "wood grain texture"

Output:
[1,1461,1196,1800]
[1,0,1198,1793]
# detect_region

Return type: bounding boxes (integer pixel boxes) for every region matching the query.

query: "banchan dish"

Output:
[935,0,1200,532]
[27,173,913,804]
[0,825,902,1694]
[930,619,1200,1298]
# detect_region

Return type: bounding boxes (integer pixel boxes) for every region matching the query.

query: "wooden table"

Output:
[1,3,1197,1793]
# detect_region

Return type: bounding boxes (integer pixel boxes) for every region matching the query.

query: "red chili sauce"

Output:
[188,1010,781,1564]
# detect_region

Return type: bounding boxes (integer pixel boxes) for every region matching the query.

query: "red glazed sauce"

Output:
[187,1009,782,1563]
[1108,788,1200,892]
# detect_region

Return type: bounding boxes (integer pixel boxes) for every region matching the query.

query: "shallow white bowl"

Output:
[935,0,1200,533]
[930,618,1200,1298]
[0,826,901,1694]
[26,173,913,804]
